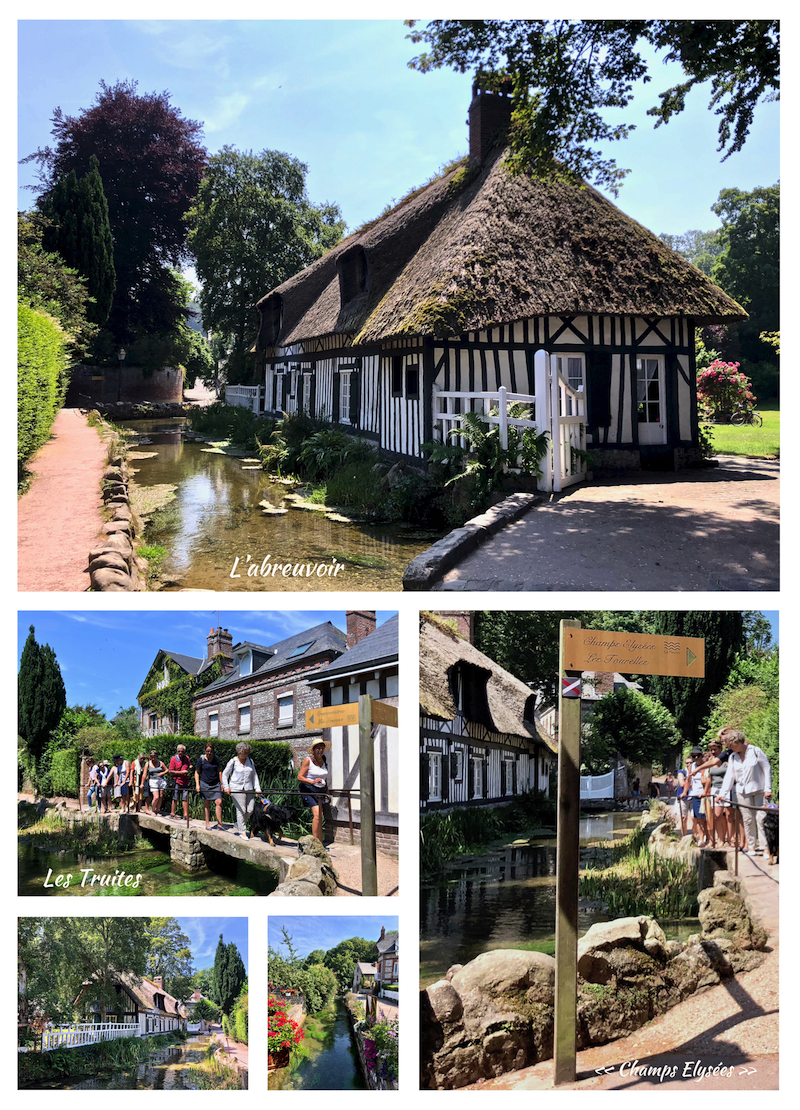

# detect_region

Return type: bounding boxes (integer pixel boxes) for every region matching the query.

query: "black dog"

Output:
[763,808,779,865]
[249,800,297,846]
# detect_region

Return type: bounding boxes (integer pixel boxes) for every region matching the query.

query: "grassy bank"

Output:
[706,402,779,457]
[18,1031,185,1086]
[17,811,138,855]
[187,1043,244,1090]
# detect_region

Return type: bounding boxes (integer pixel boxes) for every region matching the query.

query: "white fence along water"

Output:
[225,385,262,413]
[42,1021,138,1051]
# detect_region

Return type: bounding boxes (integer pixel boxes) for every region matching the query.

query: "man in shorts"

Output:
[169,744,193,822]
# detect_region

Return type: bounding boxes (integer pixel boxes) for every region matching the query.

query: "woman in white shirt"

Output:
[298,740,330,843]
[223,742,262,838]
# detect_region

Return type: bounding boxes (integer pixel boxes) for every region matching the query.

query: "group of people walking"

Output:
[665,726,775,855]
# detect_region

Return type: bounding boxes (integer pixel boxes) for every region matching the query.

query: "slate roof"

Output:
[257,146,746,349]
[377,930,399,954]
[310,614,399,684]
[200,621,347,694]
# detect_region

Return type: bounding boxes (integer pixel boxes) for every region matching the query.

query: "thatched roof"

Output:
[419,617,556,752]
[258,150,746,347]
[77,973,186,1017]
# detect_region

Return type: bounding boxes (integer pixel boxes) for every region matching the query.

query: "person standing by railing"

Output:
[719,727,773,855]
[223,742,262,838]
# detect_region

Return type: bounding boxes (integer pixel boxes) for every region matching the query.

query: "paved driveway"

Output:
[434,456,779,592]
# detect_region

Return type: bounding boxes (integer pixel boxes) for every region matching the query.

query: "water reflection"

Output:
[127,420,435,591]
[269,999,366,1091]
[420,813,643,987]
[30,1035,216,1090]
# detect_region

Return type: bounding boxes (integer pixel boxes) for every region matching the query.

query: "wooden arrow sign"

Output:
[305,703,359,729]
[563,629,705,677]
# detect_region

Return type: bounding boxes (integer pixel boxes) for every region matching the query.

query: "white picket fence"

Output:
[225,385,262,413]
[580,771,615,802]
[42,1021,138,1051]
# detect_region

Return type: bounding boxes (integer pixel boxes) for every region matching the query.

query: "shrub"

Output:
[696,360,756,418]
[232,990,248,1045]
[268,996,304,1059]
[18,303,70,479]
[187,401,276,449]
[50,748,79,797]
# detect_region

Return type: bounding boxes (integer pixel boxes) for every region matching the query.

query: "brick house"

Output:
[139,628,233,737]
[192,620,348,764]
[375,925,398,986]
[308,612,399,850]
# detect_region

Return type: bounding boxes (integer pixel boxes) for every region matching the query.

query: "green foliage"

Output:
[41,154,116,325]
[17,303,70,478]
[583,688,679,774]
[188,400,277,450]
[704,647,778,796]
[659,227,724,276]
[17,212,97,357]
[696,360,756,418]
[145,917,194,1000]
[192,997,220,1023]
[188,146,345,382]
[18,625,67,778]
[647,611,745,745]
[406,20,779,194]
[139,655,224,734]
[213,935,247,1016]
[580,836,698,920]
[50,747,80,796]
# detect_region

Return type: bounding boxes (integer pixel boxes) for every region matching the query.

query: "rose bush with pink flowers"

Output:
[696,360,756,420]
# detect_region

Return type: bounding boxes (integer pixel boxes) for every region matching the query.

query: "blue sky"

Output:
[268,915,398,959]
[17,610,396,718]
[177,917,248,973]
[18,19,779,245]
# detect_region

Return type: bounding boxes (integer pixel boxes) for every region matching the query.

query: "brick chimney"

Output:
[153,976,163,990]
[380,926,385,940]
[207,627,234,672]
[468,78,513,167]
[347,611,376,648]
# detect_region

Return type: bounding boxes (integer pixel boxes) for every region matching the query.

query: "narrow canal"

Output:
[420,812,698,987]
[269,999,366,1091]
[18,833,278,897]
[125,419,435,591]
[27,1034,235,1090]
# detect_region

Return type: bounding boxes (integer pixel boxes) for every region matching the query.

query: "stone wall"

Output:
[88,445,146,592]
[68,364,184,405]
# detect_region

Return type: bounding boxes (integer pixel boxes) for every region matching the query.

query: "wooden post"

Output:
[554,619,582,1085]
[498,384,508,452]
[359,695,378,896]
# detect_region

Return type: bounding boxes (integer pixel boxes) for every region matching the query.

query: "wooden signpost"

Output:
[305,697,398,897]
[554,620,705,1085]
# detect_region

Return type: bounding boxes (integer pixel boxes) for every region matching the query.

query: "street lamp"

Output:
[117,348,126,403]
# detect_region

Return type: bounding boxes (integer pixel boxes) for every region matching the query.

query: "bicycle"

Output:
[730,407,763,426]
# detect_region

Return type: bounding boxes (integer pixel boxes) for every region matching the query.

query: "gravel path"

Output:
[18,408,108,591]
[435,455,779,592]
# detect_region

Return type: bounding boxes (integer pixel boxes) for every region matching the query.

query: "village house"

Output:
[307,612,399,849]
[253,83,746,489]
[420,612,556,812]
[74,973,187,1035]
[138,634,226,737]
[352,961,377,993]
[375,925,398,988]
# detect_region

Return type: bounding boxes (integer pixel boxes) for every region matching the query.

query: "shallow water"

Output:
[126,419,435,591]
[269,999,366,1091]
[18,834,278,897]
[420,812,700,987]
[30,1035,217,1090]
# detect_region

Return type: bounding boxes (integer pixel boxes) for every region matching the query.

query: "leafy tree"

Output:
[658,228,724,277]
[304,949,326,968]
[322,938,378,989]
[647,611,745,747]
[406,20,779,194]
[192,968,215,997]
[193,997,220,1023]
[212,935,246,1015]
[188,146,345,382]
[145,917,194,999]
[18,212,96,358]
[113,705,144,744]
[582,687,679,774]
[711,183,779,361]
[18,625,67,771]
[742,612,774,656]
[24,79,206,348]
[41,155,116,324]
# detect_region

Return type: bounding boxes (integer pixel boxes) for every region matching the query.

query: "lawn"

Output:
[705,402,779,458]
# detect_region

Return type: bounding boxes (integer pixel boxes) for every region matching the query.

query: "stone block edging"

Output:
[403,492,540,591]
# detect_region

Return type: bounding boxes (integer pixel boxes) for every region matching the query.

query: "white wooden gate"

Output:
[534,349,587,492]
[225,385,262,414]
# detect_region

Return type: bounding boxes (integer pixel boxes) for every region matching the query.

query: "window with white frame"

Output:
[208,711,219,738]
[471,756,484,799]
[275,373,284,411]
[429,752,442,801]
[452,748,464,782]
[238,651,252,677]
[278,694,294,726]
[556,353,585,392]
[339,371,352,423]
[302,373,312,414]
[503,757,515,796]
[238,704,251,733]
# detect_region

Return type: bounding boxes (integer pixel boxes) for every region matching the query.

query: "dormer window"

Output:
[259,294,283,347]
[237,650,252,677]
[337,246,369,305]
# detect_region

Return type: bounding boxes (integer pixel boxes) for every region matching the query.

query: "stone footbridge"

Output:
[130,811,297,876]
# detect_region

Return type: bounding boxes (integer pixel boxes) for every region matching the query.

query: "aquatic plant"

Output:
[579,827,698,919]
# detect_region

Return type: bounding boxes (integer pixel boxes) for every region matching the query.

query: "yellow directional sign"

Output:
[563,629,705,677]
[370,700,398,728]
[305,703,359,729]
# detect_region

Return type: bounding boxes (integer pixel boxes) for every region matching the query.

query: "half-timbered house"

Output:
[255,84,746,488]
[419,614,556,812]
[75,974,187,1035]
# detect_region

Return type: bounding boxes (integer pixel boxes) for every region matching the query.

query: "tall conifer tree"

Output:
[18,625,67,764]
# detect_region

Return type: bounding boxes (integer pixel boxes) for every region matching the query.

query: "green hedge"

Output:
[81,735,294,798]
[50,747,80,796]
[18,302,69,475]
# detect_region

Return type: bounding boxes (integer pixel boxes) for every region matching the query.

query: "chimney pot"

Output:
[346,611,376,648]
[468,79,512,167]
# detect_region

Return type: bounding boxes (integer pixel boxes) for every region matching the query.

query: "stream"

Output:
[125,418,436,591]
[18,833,278,897]
[269,999,366,1091]
[420,812,699,988]
[28,1035,226,1090]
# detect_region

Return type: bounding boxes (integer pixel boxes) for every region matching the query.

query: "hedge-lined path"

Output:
[18,408,107,591]
[463,850,778,1090]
